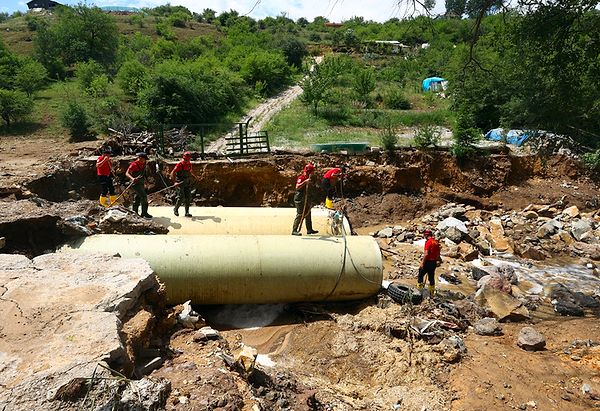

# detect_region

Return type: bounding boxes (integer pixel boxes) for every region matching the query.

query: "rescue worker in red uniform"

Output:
[417,229,441,296]
[96,147,115,207]
[125,152,152,219]
[170,151,200,217]
[291,163,319,236]
[321,165,348,209]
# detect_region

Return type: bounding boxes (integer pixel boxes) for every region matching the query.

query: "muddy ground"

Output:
[1,136,600,410]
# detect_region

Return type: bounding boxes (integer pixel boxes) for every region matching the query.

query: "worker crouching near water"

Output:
[96,147,115,207]
[125,152,152,219]
[291,163,319,236]
[417,229,441,297]
[170,151,200,217]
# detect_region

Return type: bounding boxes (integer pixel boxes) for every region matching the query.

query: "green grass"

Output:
[265,100,452,148]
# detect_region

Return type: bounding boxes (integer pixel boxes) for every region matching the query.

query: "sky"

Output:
[2,0,447,23]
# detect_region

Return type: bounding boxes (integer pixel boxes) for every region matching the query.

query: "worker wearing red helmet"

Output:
[417,229,441,297]
[96,147,115,207]
[126,152,152,219]
[170,151,200,217]
[291,163,319,236]
[321,164,348,209]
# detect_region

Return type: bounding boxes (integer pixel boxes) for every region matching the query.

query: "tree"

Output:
[352,68,376,106]
[34,5,119,77]
[300,64,332,113]
[13,58,47,96]
[0,89,33,127]
[445,0,467,16]
[276,36,308,68]
[61,101,95,142]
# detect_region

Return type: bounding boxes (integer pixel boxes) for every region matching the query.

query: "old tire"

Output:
[387,283,422,305]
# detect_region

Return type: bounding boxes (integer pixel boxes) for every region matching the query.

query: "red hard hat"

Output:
[304,163,315,173]
[424,229,433,236]
[183,151,192,158]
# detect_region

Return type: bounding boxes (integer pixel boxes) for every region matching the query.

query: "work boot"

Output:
[173,207,179,216]
[428,285,436,297]
[307,229,319,235]
[109,195,118,206]
[140,204,152,219]
[184,207,191,217]
[99,195,108,207]
[291,231,302,236]
[416,282,425,290]
[133,201,140,215]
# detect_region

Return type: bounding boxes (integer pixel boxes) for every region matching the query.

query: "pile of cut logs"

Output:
[107,127,193,155]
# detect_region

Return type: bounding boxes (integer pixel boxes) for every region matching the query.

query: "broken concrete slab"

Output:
[474,283,530,321]
[0,252,160,410]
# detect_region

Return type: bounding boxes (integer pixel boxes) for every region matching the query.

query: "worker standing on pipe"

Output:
[170,151,200,217]
[96,147,115,207]
[125,152,152,219]
[292,163,319,236]
[417,229,441,297]
[321,164,348,209]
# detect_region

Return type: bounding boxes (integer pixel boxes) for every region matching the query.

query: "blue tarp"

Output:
[485,128,531,147]
[422,77,446,91]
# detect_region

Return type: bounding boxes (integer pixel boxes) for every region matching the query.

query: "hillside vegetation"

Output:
[0,3,598,158]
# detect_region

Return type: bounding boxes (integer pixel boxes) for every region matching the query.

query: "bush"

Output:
[117,59,149,96]
[88,74,110,98]
[379,122,398,153]
[61,101,95,142]
[582,150,600,172]
[75,61,104,91]
[451,110,480,160]
[0,89,33,127]
[413,124,441,149]
[383,88,411,110]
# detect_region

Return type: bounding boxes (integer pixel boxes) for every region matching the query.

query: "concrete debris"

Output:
[118,377,171,409]
[475,283,529,321]
[178,300,203,328]
[193,326,220,342]
[517,327,546,351]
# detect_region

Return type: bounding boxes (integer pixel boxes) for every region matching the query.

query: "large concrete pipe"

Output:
[147,206,351,235]
[66,235,382,304]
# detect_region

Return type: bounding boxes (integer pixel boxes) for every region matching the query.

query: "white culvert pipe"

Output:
[147,206,351,235]
[67,235,382,304]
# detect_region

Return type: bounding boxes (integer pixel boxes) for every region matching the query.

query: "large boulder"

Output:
[488,218,513,253]
[458,242,478,261]
[474,283,530,321]
[477,274,512,294]
[517,327,546,351]
[445,226,464,243]
[0,253,161,410]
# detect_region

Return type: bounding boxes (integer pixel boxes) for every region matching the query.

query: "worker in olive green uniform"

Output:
[125,152,152,219]
[170,151,200,217]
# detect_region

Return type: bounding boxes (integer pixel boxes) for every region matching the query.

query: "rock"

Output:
[489,218,513,253]
[563,206,580,218]
[0,253,159,410]
[377,227,394,238]
[557,230,574,245]
[537,219,562,238]
[475,283,530,321]
[392,225,404,236]
[517,245,547,261]
[524,210,539,220]
[445,226,464,243]
[437,217,468,234]
[234,345,258,372]
[571,219,594,241]
[458,242,478,261]
[440,272,461,285]
[475,240,491,256]
[440,206,467,219]
[101,208,129,223]
[193,326,220,341]
[177,301,205,329]
[478,274,512,294]
[554,301,584,316]
[453,300,489,322]
[444,245,460,259]
[474,317,503,336]
[517,327,546,351]
[119,378,171,410]
[440,335,466,363]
